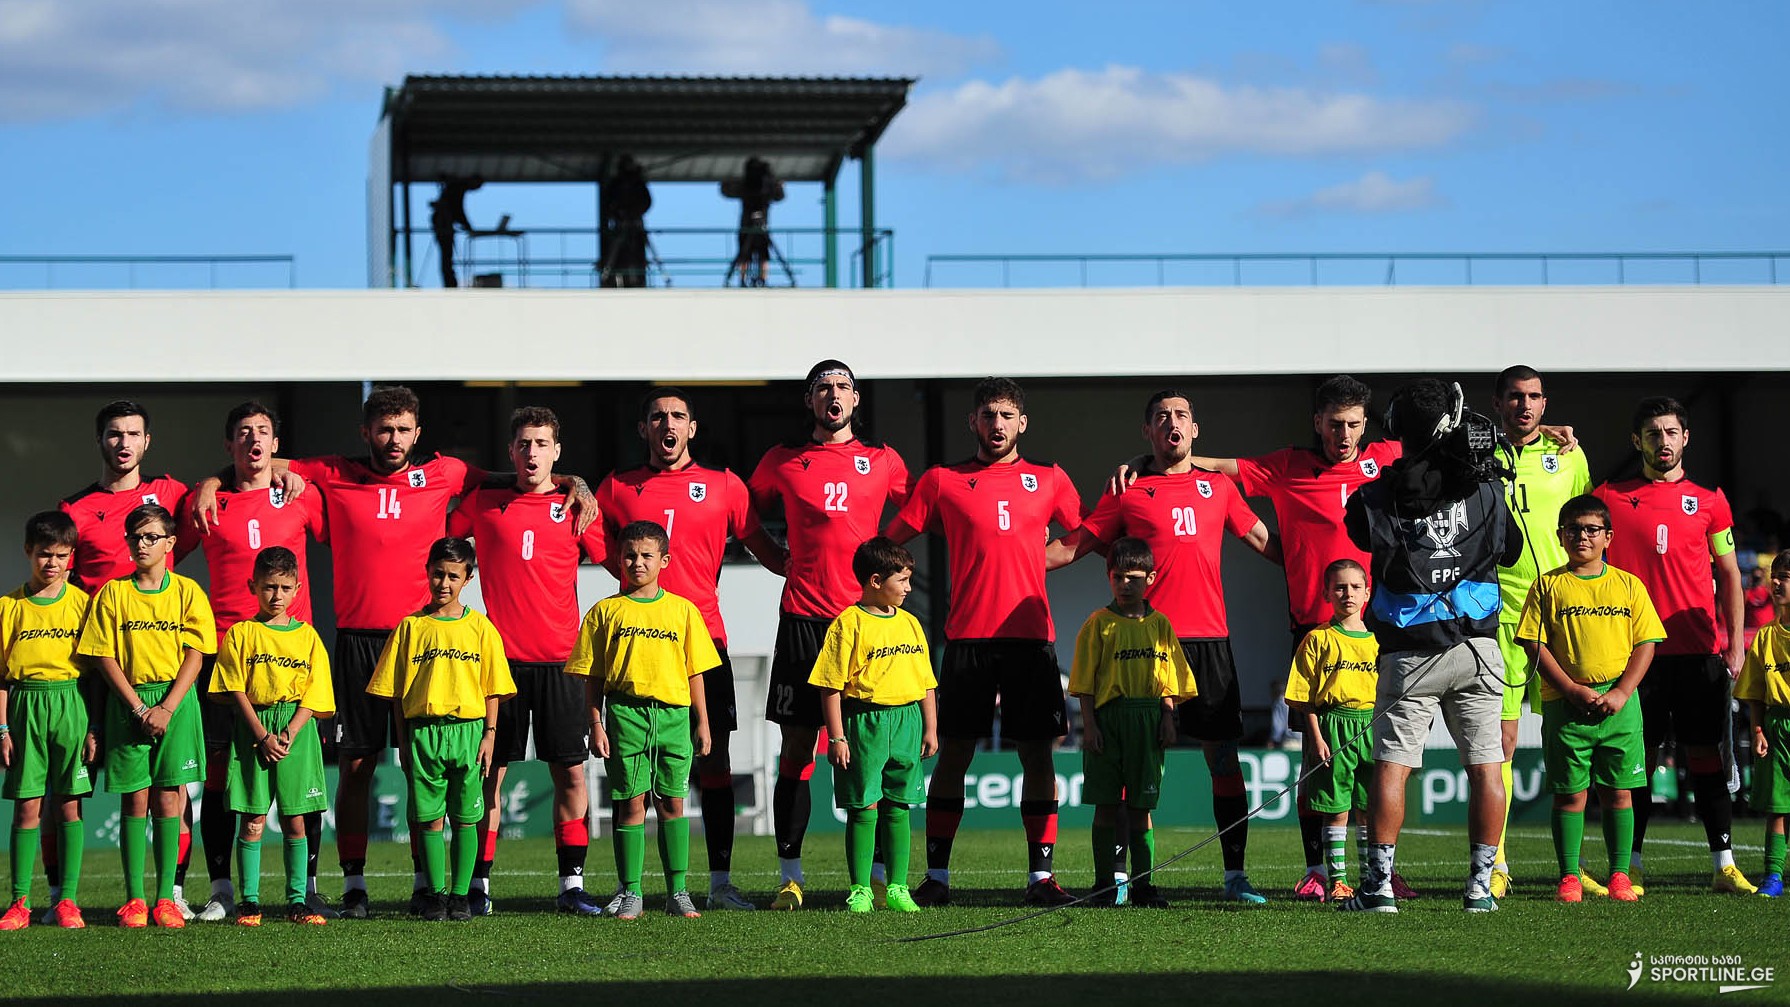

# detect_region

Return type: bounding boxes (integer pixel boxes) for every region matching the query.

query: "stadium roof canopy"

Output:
[378,74,915,185]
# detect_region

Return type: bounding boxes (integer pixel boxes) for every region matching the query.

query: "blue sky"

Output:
[1,0,1784,290]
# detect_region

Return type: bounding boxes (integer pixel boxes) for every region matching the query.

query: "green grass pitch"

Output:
[4,822,1785,1005]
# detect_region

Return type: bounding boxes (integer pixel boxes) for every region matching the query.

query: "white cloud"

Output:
[1257,171,1443,216]
[883,66,1474,184]
[566,0,999,77]
[0,0,529,122]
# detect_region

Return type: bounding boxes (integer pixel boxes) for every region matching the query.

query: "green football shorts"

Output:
[833,699,924,809]
[1497,622,1538,722]
[604,697,692,801]
[1307,706,1374,815]
[1752,709,1790,814]
[227,701,329,816]
[406,717,486,824]
[1081,698,1169,810]
[104,680,204,793]
[1542,681,1646,794]
[2,680,93,800]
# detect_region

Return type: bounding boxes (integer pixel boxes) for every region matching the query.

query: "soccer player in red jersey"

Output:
[446,407,606,916]
[175,402,327,921]
[887,377,1085,906]
[596,387,783,910]
[1593,396,1753,894]
[62,401,191,592]
[1049,390,1276,903]
[748,360,908,909]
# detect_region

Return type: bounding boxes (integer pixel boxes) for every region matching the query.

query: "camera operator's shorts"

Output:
[1373,638,1504,768]
[1638,654,1729,749]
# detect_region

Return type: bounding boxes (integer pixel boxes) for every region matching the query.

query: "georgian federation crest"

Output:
[1359,458,1379,478]
[141,492,160,506]
[1542,454,1560,474]
[1196,479,1213,499]
[854,456,871,476]
[689,482,707,502]
[1682,495,1699,516]
[550,501,567,524]
[1021,473,1039,493]
[269,485,287,508]
[408,469,427,488]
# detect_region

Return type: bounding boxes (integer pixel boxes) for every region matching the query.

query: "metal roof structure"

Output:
[380,75,914,185]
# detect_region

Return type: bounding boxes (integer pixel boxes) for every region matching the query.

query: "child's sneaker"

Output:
[845,884,874,914]
[1714,864,1758,894]
[289,903,328,925]
[117,898,150,928]
[608,891,644,921]
[884,883,921,913]
[1328,880,1355,903]
[445,895,472,922]
[1024,876,1076,906]
[170,885,195,921]
[235,901,263,927]
[1222,874,1268,905]
[1336,889,1397,913]
[1556,874,1583,904]
[770,879,805,910]
[706,883,756,911]
[1390,872,1420,899]
[1293,870,1327,902]
[0,898,30,930]
[1607,871,1639,902]
[51,900,84,929]
[912,877,951,907]
[1488,868,1511,899]
[1129,882,1170,909]
[1756,873,1783,898]
[151,898,187,928]
[1578,872,1610,897]
[666,891,701,918]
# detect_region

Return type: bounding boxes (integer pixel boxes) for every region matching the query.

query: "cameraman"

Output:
[1338,377,1523,913]
[723,156,784,286]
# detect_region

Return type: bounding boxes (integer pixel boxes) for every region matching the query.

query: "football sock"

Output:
[1604,805,1634,877]
[1632,782,1652,853]
[339,831,368,881]
[1496,759,1514,868]
[201,787,234,884]
[411,832,427,891]
[121,816,148,901]
[59,820,83,904]
[305,811,323,881]
[1020,799,1059,880]
[615,823,645,895]
[420,827,447,895]
[174,824,192,888]
[1132,825,1155,880]
[658,816,690,894]
[451,824,477,897]
[1689,771,1734,854]
[154,816,181,902]
[880,804,911,887]
[846,807,877,887]
[236,836,262,904]
[284,837,307,906]
[42,825,60,891]
[772,762,813,862]
[1552,807,1584,877]
[1090,821,1116,889]
[1355,824,1369,879]
[925,796,964,882]
[1323,826,1349,886]
[698,773,735,875]
[1469,843,1497,896]
[1299,810,1324,872]
[1714,848,1736,870]
[1112,810,1132,882]
[474,828,498,888]
[871,834,886,883]
[554,819,589,891]
[1766,831,1787,876]
[1365,843,1395,897]
[9,824,38,902]
[1212,771,1249,873]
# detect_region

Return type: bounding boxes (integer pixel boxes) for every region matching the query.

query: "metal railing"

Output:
[407,225,894,289]
[923,251,1790,289]
[0,254,297,290]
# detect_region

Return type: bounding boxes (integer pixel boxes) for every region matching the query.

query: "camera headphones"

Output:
[1383,380,1464,444]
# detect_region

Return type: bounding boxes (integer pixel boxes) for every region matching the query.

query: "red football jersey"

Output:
[289,454,482,632]
[888,458,1082,641]
[749,439,910,620]
[1594,477,1735,656]
[1081,469,1260,639]
[176,483,327,644]
[61,474,190,592]
[596,465,758,646]
[1235,441,1403,628]
[447,487,603,663]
